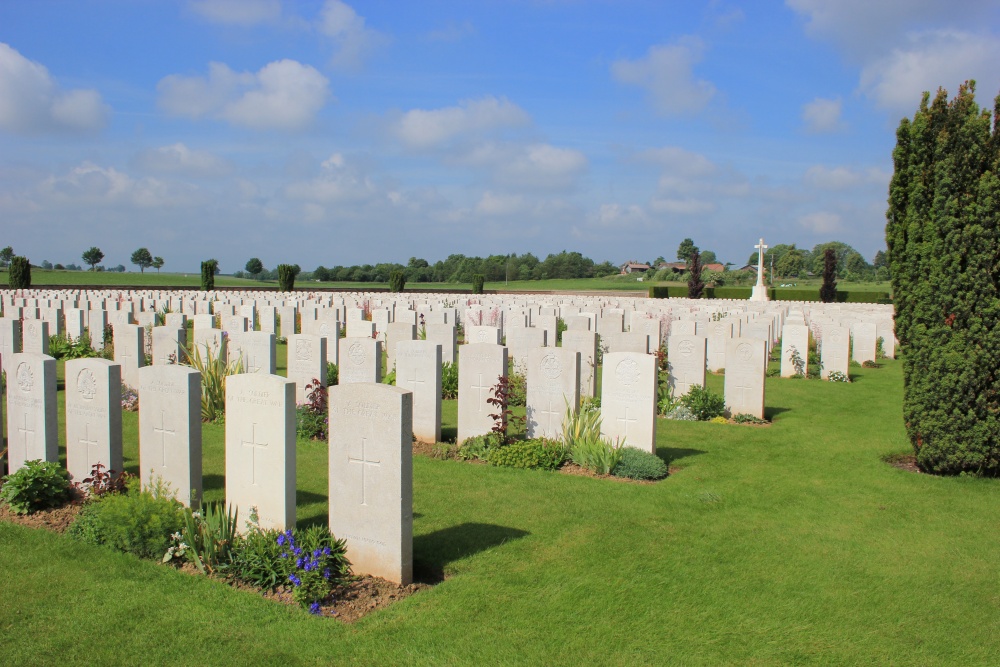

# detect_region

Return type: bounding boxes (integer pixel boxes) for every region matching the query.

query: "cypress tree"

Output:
[8,256,31,289]
[819,249,837,302]
[200,260,216,291]
[886,81,1000,475]
[388,270,406,293]
[472,274,485,294]
[277,264,296,292]
[687,250,704,298]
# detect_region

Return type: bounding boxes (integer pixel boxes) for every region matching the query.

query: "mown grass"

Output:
[2,356,998,665]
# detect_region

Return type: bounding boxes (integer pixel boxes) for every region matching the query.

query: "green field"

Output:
[1,350,996,664]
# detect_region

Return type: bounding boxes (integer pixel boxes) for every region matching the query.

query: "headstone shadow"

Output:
[657,446,706,462]
[413,522,530,583]
[764,406,791,420]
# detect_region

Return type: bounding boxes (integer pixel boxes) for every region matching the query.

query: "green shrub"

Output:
[678,385,726,421]
[47,332,98,360]
[827,371,851,383]
[611,448,669,481]
[276,264,296,292]
[388,270,406,293]
[733,413,768,425]
[486,439,566,470]
[164,501,239,574]
[200,260,217,291]
[507,370,527,407]
[570,436,623,475]
[181,341,244,422]
[441,361,458,399]
[457,433,500,461]
[8,255,30,289]
[277,525,351,609]
[69,479,184,559]
[0,460,73,514]
[326,362,338,386]
[472,274,485,294]
[709,416,728,424]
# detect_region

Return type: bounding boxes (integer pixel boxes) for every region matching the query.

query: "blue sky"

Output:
[1,0,998,273]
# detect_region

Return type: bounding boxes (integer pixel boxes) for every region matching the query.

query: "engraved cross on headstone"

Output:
[348,437,381,506]
[538,397,561,429]
[734,379,753,407]
[18,413,35,455]
[470,372,489,413]
[153,409,176,467]
[616,406,637,439]
[80,422,100,470]
[241,422,269,485]
[405,368,425,393]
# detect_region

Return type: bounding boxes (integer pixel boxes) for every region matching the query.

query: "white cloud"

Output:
[611,37,716,115]
[283,153,377,204]
[859,30,1000,111]
[594,203,651,230]
[317,0,388,70]
[36,162,203,209]
[804,165,860,190]
[475,191,526,217]
[0,43,108,135]
[392,96,530,150]
[188,0,281,26]
[132,143,232,178]
[157,59,329,130]
[495,144,587,189]
[802,97,844,133]
[798,211,843,233]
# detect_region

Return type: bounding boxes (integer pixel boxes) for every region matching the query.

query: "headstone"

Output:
[328,383,413,585]
[287,334,327,403]
[395,340,442,443]
[21,319,49,355]
[88,309,108,350]
[604,331,649,354]
[65,358,123,483]
[192,328,227,361]
[424,323,456,365]
[667,335,707,397]
[457,343,508,443]
[851,322,877,363]
[138,365,202,506]
[724,338,767,419]
[466,326,501,345]
[506,327,545,371]
[114,323,146,389]
[226,373,296,530]
[384,322,416,374]
[338,337,382,384]
[66,308,85,341]
[600,352,657,453]
[821,325,850,379]
[0,317,22,376]
[152,327,185,365]
[526,348,580,439]
[876,320,896,359]
[277,305,297,339]
[230,331,277,375]
[348,320,376,338]
[561,329,598,398]
[780,324,810,377]
[706,320,732,372]
[5,353,58,473]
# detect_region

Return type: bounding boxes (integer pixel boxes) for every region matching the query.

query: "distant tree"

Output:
[699,250,717,265]
[775,248,806,277]
[276,264,296,292]
[676,238,697,262]
[8,256,31,289]
[0,246,13,267]
[54,263,64,270]
[113,264,126,273]
[40,260,53,269]
[245,257,264,280]
[472,274,485,294]
[201,259,218,291]
[819,248,837,302]
[152,256,164,273]
[313,265,331,282]
[131,248,153,273]
[389,270,406,293]
[873,250,888,270]
[82,246,104,271]
[687,250,705,299]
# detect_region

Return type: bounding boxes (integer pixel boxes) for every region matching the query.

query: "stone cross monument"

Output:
[750,237,771,302]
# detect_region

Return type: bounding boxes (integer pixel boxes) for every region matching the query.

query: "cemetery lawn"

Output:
[3,356,1000,665]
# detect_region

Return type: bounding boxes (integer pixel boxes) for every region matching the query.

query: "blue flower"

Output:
[277,533,286,546]
[323,568,331,579]
[313,548,321,557]
[293,547,302,556]
[322,547,331,556]
[289,574,301,586]
[309,602,321,615]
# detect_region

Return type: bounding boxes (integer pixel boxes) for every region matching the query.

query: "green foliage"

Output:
[296,379,328,441]
[709,416,729,424]
[388,270,406,292]
[687,250,704,299]
[382,368,396,385]
[8,255,31,289]
[152,256,164,272]
[561,400,622,474]
[677,237,697,262]
[507,369,526,406]
[0,245,13,267]
[245,257,263,278]
[486,439,567,470]
[180,342,244,422]
[733,413,768,425]
[47,332,98,360]
[457,433,500,461]
[130,247,153,273]
[678,385,726,420]
[82,246,104,270]
[611,448,669,481]
[200,260,217,291]
[326,362,338,387]
[820,248,838,303]
[827,371,850,383]
[441,361,458,399]
[862,360,878,369]
[0,460,73,515]
[276,264,296,292]
[277,526,351,609]
[69,479,184,559]
[886,82,1000,475]
[164,501,239,574]
[472,274,485,294]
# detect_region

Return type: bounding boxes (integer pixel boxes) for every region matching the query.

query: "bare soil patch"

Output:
[0,501,84,533]
[883,453,922,474]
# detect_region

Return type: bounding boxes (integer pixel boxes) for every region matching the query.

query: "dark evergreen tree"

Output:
[8,255,30,289]
[472,274,485,294]
[201,260,217,291]
[277,264,296,292]
[819,249,837,302]
[687,250,704,299]
[388,270,406,292]
[886,81,1000,475]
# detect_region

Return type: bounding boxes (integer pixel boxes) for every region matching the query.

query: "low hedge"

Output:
[649,285,891,303]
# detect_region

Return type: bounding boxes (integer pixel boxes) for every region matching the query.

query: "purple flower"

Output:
[322,547,331,556]
[293,547,302,556]
[277,533,286,546]
[296,557,304,568]
[289,574,301,586]
[309,602,321,615]
[323,568,331,579]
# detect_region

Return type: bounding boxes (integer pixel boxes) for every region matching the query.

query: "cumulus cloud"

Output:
[36,162,203,209]
[494,144,587,189]
[858,30,1000,111]
[610,37,716,115]
[132,143,232,178]
[798,211,843,234]
[392,96,530,150]
[318,0,388,70]
[594,203,651,230]
[475,191,526,217]
[0,43,108,135]
[283,152,377,204]
[802,97,844,133]
[157,59,329,130]
[188,0,282,25]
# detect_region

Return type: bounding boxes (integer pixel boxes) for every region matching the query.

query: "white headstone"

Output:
[395,340,442,443]
[338,337,382,384]
[65,358,123,482]
[780,324,810,377]
[600,352,657,453]
[526,348,580,439]
[724,338,767,419]
[667,334,707,397]
[457,343,508,443]
[821,325,850,378]
[138,365,202,506]
[287,334,327,404]
[6,353,58,473]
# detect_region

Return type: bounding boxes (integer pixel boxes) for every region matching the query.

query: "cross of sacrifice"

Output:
[470,373,489,412]
[18,412,35,454]
[755,238,768,274]
[616,406,638,439]
[153,409,176,468]
[348,438,381,506]
[80,422,100,470]
[241,423,269,485]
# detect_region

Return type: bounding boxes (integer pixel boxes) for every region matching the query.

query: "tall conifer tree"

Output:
[687,250,704,298]
[886,81,1000,474]
[819,249,837,302]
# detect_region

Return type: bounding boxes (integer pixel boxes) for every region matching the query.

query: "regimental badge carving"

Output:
[829,330,841,342]
[295,339,311,362]
[540,353,562,379]
[737,342,753,362]
[16,362,33,393]
[319,323,332,336]
[477,330,489,342]
[26,322,36,336]
[348,341,366,366]
[615,357,640,387]
[77,368,97,400]
[678,340,694,356]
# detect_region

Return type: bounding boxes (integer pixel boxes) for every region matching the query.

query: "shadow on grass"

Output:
[413,522,530,583]
[204,473,224,493]
[764,406,791,420]
[658,447,705,462]
[441,425,457,443]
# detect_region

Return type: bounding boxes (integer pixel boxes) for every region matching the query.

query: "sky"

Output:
[1,0,998,274]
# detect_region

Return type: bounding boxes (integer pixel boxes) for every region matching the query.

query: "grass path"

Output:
[2,358,998,665]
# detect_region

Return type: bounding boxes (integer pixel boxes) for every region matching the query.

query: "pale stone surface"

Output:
[466,326,501,345]
[671,320,696,336]
[287,334,327,403]
[384,322,416,374]
[277,305,297,339]
[165,313,187,330]
[87,310,107,350]
[526,348,580,439]
[66,308,84,341]
[821,325,850,379]
[724,338,767,419]
[667,334,707,397]
[338,337,383,384]
[561,329,598,398]
[876,320,896,359]
[600,352,657,453]
[230,331,277,374]
[0,317,22,376]
[780,324,810,377]
[152,327,185,365]
[114,323,146,389]
[851,322,877,363]
[65,358,123,482]
[348,319,376,338]
[706,320,732,372]
[192,328,226,362]
[223,315,248,333]
[604,331,650,354]
[457,343,508,443]
[138,365,202,506]
[21,319,49,355]
[396,340,442,443]
[6,353,58,473]
[329,383,413,585]
[424,323,456,365]
[506,326,546,372]
[226,373,296,531]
